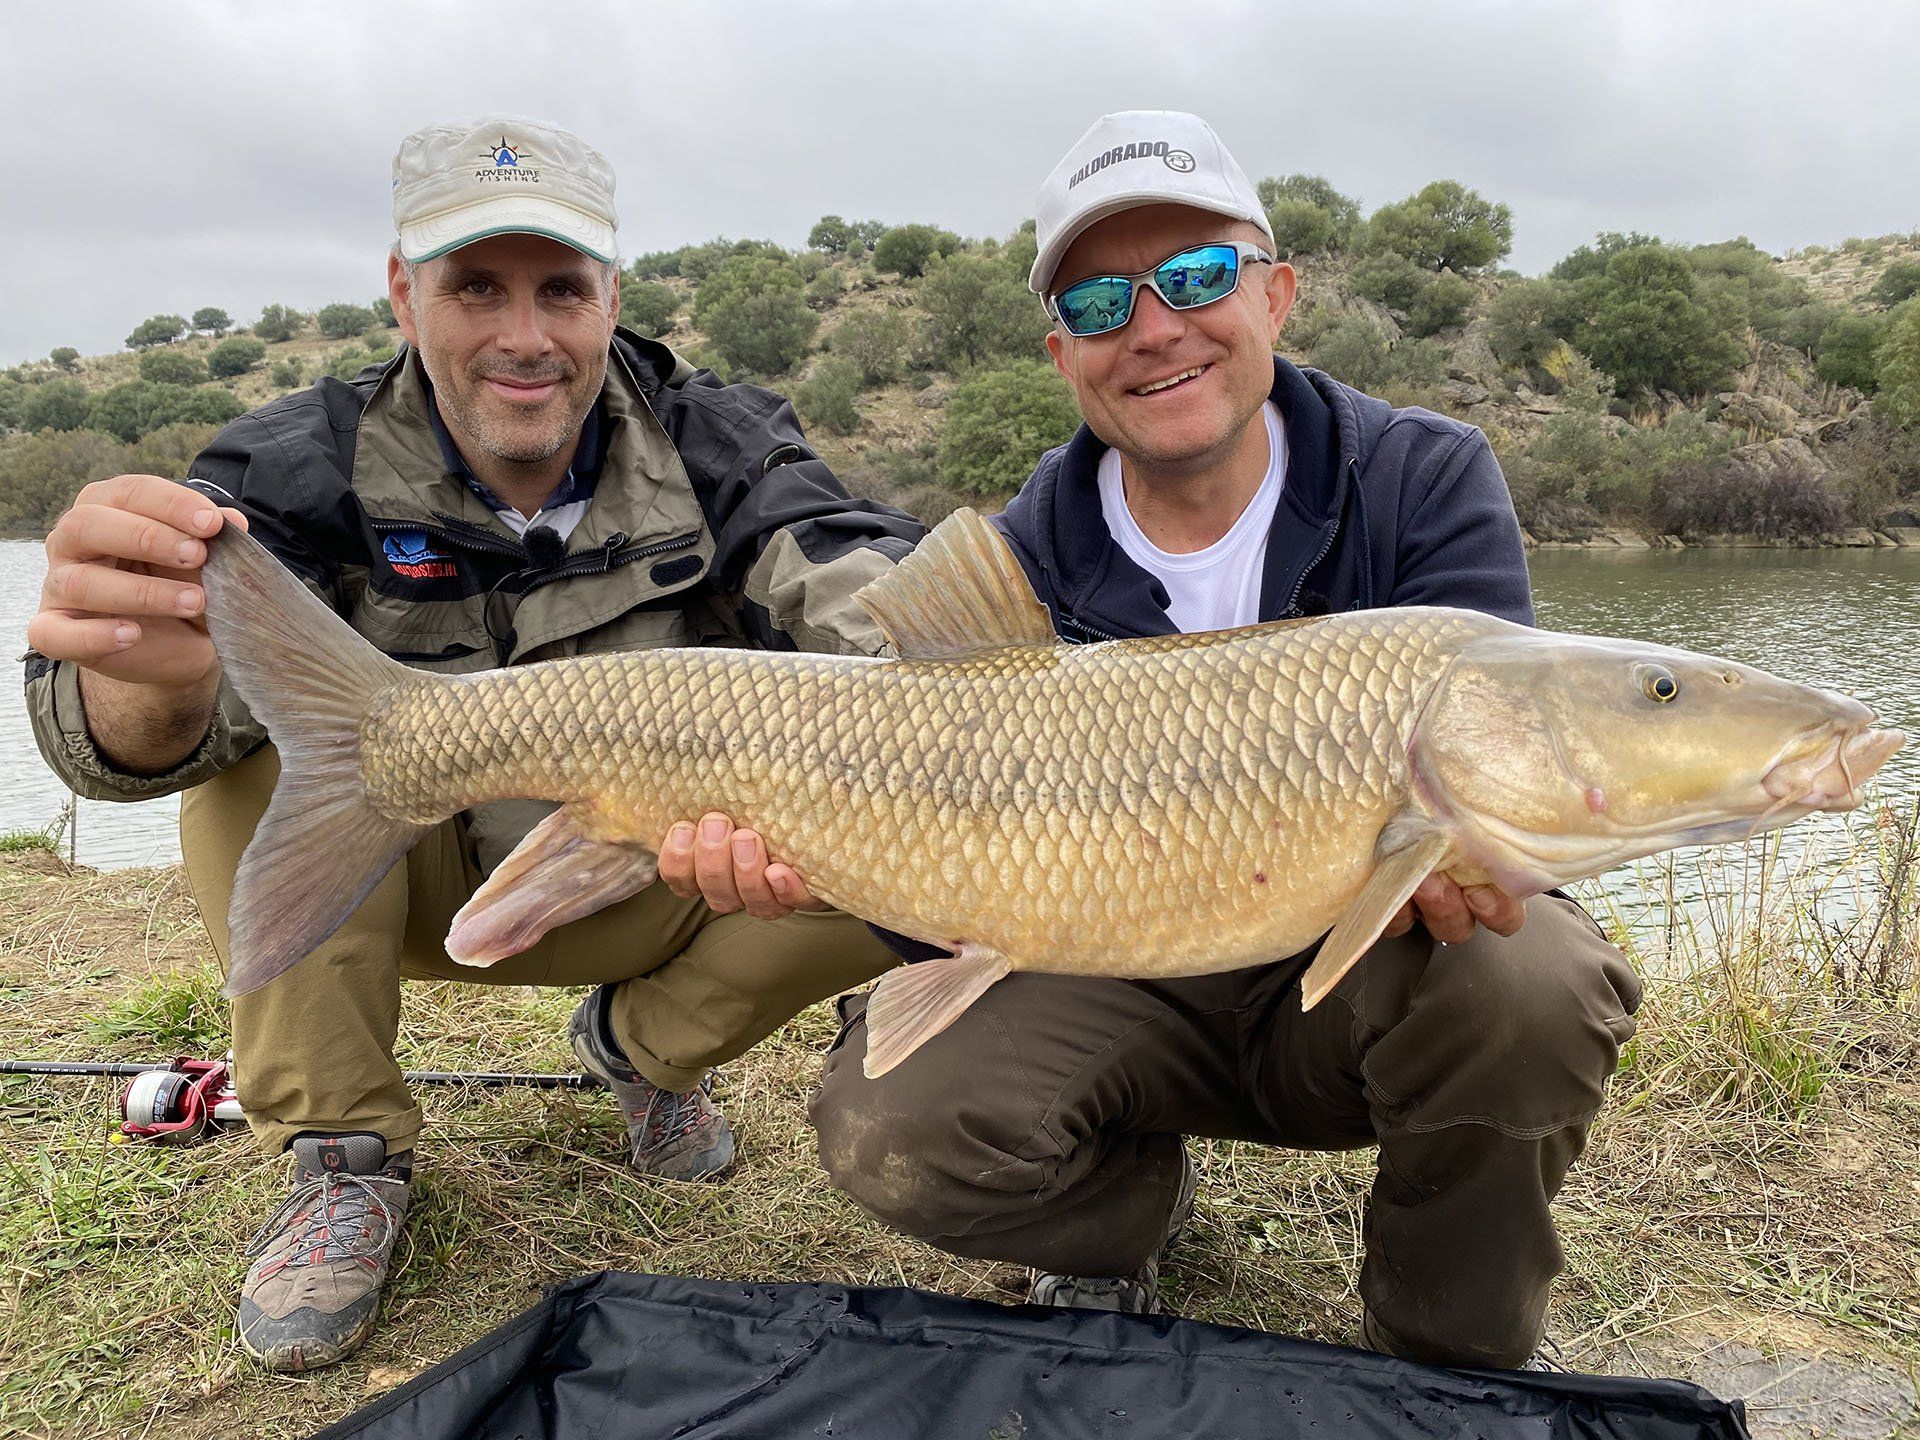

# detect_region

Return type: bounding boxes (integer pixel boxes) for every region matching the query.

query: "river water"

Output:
[2,539,1917,932]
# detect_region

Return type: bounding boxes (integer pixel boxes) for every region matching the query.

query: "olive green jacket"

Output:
[26,332,924,868]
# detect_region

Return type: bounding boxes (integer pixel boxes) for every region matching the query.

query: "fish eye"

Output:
[1636,664,1680,704]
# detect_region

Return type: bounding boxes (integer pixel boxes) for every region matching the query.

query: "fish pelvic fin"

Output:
[1299,821,1451,1012]
[200,524,436,998]
[446,804,660,966]
[852,507,1059,660]
[861,944,1014,1079]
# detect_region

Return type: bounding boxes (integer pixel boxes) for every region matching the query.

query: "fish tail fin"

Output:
[200,524,437,997]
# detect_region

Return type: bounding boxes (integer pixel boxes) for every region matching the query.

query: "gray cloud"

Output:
[4,0,1915,364]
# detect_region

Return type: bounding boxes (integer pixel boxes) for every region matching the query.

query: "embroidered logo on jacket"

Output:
[382,530,458,579]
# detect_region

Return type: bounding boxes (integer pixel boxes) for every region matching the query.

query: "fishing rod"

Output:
[1,1057,603,1145]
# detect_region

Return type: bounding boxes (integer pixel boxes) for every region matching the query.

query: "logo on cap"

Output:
[1163,149,1195,173]
[475,137,541,185]
[1067,139,1195,191]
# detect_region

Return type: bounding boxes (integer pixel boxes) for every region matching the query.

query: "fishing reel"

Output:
[118,1058,243,1145]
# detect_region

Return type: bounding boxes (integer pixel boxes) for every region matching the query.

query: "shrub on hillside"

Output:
[791,251,828,283]
[126,314,188,350]
[1685,238,1811,343]
[805,265,846,307]
[1870,259,1920,308]
[1649,456,1843,540]
[1005,222,1038,280]
[1815,312,1889,392]
[191,307,232,337]
[874,224,960,279]
[1549,231,1661,282]
[619,281,680,335]
[1348,252,1428,311]
[1775,301,1841,354]
[269,360,303,389]
[829,308,913,385]
[795,357,863,436]
[87,382,242,443]
[1364,181,1512,273]
[1573,245,1743,396]
[49,347,79,372]
[255,304,303,342]
[635,237,788,285]
[1258,175,1361,255]
[372,298,395,327]
[139,348,209,386]
[1386,338,1449,386]
[128,422,221,481]
[1875,301,1920,430]
[1486,278,1574,372]
[853,220,887,251]
[691,256,817,376]
[0,376,26,428]
[1407,270,1477,338]
[937,361,1080,497]
[208,336,266,378]
[1822,416,1920,522]
[919,253,1050,370]
[317,303,378,340]
[21,379,91,432]
[0,428,132,533]
[1309,317,1392,391]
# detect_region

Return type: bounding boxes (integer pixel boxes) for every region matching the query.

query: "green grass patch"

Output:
[0,828,57,854]
[85,966,230,1054]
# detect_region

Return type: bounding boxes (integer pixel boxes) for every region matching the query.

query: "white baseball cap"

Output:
[1029,110,1274,296]
[392,116,618,264]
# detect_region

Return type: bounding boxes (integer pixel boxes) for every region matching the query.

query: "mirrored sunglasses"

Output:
[1050,242,1274,338]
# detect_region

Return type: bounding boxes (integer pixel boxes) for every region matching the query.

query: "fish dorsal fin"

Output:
[855,507,1059,659]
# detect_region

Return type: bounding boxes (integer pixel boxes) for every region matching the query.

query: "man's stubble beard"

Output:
[414,332,595,469]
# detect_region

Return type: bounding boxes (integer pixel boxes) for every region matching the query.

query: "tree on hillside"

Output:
[372,297,396,327]
[88,381,243,443]
[208,336,267,378]
[1574,246,1743,396]
[690,256,817,375]
[1407,270,1477,338]
[0,429,133,534]
[1005,220,1038,279]
[1872,302,1920,428]
[49,347,78,371]
[619,281,680,335]
[1550,231,1661,282]
[255,304,304,342]
[139,348,209,386]
[1487,278,1575,372]
[808,215,853,255]
[853,220,888,251]
[918,253,1050,369]
[1815,312,1889,392]
[1685,238,1811,343]
[1871,259,1920,308]
[191,307,232,337]
[874,224,960,279]
[317,303,378,340]
[1257,174,1361,256]
[1365,181,1512,273]
[937,361,1080,497]
[21,379,91,432]
[1348,251,1429,311]
[829,308,914,385]
[125,314,188,349]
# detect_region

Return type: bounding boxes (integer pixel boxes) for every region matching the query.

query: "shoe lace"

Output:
[245,1170,404,1273]
[632,1072,716,1148]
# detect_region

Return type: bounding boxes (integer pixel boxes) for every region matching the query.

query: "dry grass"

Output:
[1,812,1918,1438]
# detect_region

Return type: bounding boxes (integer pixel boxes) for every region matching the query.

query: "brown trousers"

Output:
[810,893,1640,1369]
[182,746,895,1156]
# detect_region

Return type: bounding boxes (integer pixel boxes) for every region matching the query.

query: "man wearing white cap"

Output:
[25,115,919,1371]
[812,111,1639,1370]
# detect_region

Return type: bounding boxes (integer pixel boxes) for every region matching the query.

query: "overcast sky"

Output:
[4,0,1916,366]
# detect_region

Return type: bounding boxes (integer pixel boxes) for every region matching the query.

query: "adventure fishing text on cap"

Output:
[392,116,618,264]
[1028,109,1274,297]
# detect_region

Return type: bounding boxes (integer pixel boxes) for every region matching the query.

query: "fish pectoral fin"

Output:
[852,508,1059,660]
[445,805,659,967]
[1298,825,1451,1012]
[861,943,1014,1079]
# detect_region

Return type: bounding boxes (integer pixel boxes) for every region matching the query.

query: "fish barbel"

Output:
[204,509,1904,1077]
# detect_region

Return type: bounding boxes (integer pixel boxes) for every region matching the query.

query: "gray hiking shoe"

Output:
[569,987,736,1181]
[1360,1311,1569,1371]
[1027,1146,1198,1315]
[238,1133,411,1373]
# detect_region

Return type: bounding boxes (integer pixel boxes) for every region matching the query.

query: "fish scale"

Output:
[359,609,1478,978]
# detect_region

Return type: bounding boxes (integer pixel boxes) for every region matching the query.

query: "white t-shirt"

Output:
[1095,402,1287,633]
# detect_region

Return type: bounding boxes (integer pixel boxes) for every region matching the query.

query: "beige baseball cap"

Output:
[1029,110,1273,296]
[392,116,618,263]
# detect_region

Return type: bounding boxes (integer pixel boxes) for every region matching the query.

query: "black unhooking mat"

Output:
[315,1271,1750,1440]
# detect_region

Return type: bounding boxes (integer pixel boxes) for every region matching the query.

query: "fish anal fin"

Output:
[861,943,1014,1078]
[1299,824,1451,1012]
[853,508,1058,660]
[446,805,659,967]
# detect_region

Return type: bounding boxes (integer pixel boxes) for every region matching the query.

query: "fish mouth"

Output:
[1760,722,1905,814]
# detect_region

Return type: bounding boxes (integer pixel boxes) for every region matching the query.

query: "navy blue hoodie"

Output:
[874,355,1533,961]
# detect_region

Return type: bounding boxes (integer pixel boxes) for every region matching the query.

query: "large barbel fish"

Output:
[205,509,1903,1077]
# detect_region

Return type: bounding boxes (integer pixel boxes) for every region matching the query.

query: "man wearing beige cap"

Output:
[25,115,918,1371]
[811,111,1639,1370]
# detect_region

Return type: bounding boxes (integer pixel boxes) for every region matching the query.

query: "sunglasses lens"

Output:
[1055,276,1133,336]
[1154,245,1240,309]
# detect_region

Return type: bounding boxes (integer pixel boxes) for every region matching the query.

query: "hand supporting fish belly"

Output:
[200,508,1905,1079]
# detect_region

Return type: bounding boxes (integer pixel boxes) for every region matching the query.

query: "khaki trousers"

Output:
[811,893,1641,1369]
[183,746,894,1156]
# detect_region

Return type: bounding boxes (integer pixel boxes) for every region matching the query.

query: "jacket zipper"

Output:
[1276,458,1355,618]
